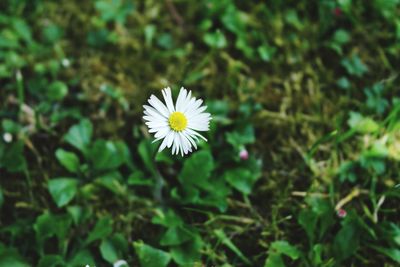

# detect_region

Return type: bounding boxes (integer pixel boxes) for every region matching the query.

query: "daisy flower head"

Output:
[143,87,212,156]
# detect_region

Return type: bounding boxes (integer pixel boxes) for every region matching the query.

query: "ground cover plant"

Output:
[0,0,400,266]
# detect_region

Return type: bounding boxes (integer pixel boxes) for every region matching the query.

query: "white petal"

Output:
[187,106,208,119]
[186,128,207,141]
[182,130,197,150]
[143,104,168,119]
[162,87,175,113]
[158,134,170,152]
[148,95,170,116]
[165,131,174,148]
[154,126,170,139]
[175,87,187,111]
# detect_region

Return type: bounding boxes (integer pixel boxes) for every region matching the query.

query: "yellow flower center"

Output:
[169,112,187,132]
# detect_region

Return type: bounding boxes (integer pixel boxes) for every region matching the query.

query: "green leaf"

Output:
[100,238,119,264]
[55,149,80,173]
[128,170,153,186]
[67,205,92,226]
[224,168,259,195]
[95,171,125,195]
[370,245,400,263]
[133,241,171,267]
[85,217,113,244]
[214,229,251,265]
[160,226,193,246]
[258,44,276,62]
[264,252,285,267]
[333,29,350,44]
[179,150,214,189]
[68,249,95,267]
[348,112,379,134]
[64,119,93,155]
[138,140,157,174]
[37,255,64,267]
[12,18,32,43]
[170,235,203,266]
[270,241,300,260]
[337,77,351,90]
[333,220,360,261]
[226,125,255,148]
[204,30,227,48]
[341,55,368,77]
[48,178,78,207]
[34,212,72,254]
[152,209,183,228]
[298,209,317,243]
[89,140,128,171]
[0,141,26,172]
[0,245,29,267]
[47,81,68,101]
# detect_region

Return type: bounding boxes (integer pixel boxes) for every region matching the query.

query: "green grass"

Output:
[0,0,400,266]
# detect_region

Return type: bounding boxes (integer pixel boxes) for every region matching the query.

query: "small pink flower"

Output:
[337,208,347,218]
[239,149,249,160]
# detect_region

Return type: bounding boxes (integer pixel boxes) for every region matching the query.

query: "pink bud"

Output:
[337,208,347,218]
[333,7,342,17]
[239,149,249,160]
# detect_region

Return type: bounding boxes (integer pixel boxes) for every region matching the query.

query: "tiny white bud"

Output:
[3,133,13,143]
[16,70,22,81]
[62,58,70,67]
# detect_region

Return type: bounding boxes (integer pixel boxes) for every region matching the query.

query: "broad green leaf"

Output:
[226,125,255,148]
[214,229,251,265]
[224,168,258,195]
[89,140,128,171]
[138,140,157,174]
[85,217,113,244]
[170,235,203,266]
[37,255,64,267]
[68,249,95,267]
[12,18,32,43]
[264,252,285,267]
[64,119,93,155]
[95,171,125,195]
[152,209,183,228]
[55,149,80,173]
[134,241,171,267]
[204,30,227,48]
[370,245,400,263]
[128,170,153,186]
[0,245,29,267]
[333,29,350,44]
[270,241,300,260]
[341,55,368,77]
[47,81,68,101]
[34,212,72,254]
[0,141,26,172]
[160,226,193,246]
[100,238,119,264]
[258,44,276,62]
[67,205,92,226]
[179,150,214,188]
[348,112,379,134]
[298,209,317,243]
[333,220,360,261]
[48,178,78,207]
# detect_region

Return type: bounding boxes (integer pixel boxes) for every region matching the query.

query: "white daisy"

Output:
[143,87,212,156]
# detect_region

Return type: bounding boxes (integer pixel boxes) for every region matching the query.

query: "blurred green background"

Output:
[1,0,400,266]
